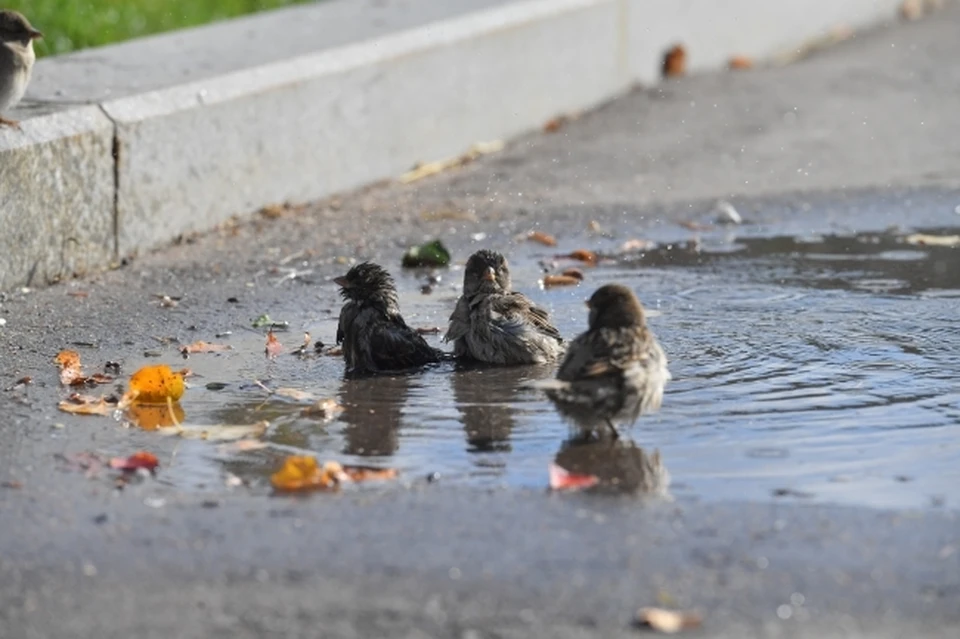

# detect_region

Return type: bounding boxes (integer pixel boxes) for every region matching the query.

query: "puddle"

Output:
[142,224,960,509]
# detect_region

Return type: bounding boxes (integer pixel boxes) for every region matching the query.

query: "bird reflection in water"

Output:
[337,374,410,457]
[553,433,670,496]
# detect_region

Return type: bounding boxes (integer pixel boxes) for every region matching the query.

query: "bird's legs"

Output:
[602,419,620,441]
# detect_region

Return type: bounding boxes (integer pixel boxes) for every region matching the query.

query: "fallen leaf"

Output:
[905,233,960,247]
[260,203,286,219]
[85,373,114,385]
[127,365,186,403]
[543,116,567,133]
[621,238,656,252]
[326,346,343,357]
[6,376,32,390]
[662,44,687,78]
[527,231,557,247]
[217,440,269,455]
[55,350,84,386]
[416,326,443,335]
[401,239,451,267]
[265,330,283,359]
[57,394,115,416]
[109,451,160,473]
[560,249,598,265]
[678,220,714,232]
[67,290,89,298]
[419,207,477,222]
[127,401,186,430]
[399,141,504,183]
[291,332,312,356]
[158,421,268,441]
[272,387,314,402]
[635,607,702,634]
[158,295,178,308]
[252,314,289,330]
[728,55,753,70]
[541,275,582,289]
[1,480,23,489]
[548,462,599,491]
[271,456,346,492]
[342,465,399,483]
[561,268,585,281]
[300,398,345,421]
[180,341,232,355]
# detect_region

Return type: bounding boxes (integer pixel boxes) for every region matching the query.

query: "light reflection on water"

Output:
[158,227,960,509]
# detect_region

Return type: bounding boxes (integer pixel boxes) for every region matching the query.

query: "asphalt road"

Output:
[2,6,960,638]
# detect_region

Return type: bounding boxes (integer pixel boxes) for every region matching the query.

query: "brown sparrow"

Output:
[534,284,669,438]
[445,249,564,365]
[335,262,442,376]
[0,10,42,129]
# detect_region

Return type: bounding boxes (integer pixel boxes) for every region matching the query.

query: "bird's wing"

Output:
[555,329,644,381]
[444,296,471,343]
[492,293,563,342]
[369,317,439,371]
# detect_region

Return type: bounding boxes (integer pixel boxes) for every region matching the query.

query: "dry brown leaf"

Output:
[416,326,443,335]
[662,44,687,78]
[55,350,85,386]
[180,341,232,355]
[342,466,399,483]
[561,268,585,281]
[260,203,286,219]
[300,398,345,421]
[560,249,598,265]
[57,394,114,416]
[265,330,283,359]
[728,55,753,70]
[905,233,960,247]
[636,607,702,634]
[273,387,315,402]
[527,231,557,247]
[158,421,268,441]
[541,275,582,289]
[621,238,656,252]
[543,116,567,133]
[325,346,343,357]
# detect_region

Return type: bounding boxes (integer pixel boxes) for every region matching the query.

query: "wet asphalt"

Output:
[3,6,960,638]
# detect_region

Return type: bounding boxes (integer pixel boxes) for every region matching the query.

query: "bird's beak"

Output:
[29,29,43,40]
[333,276,350,288]
[482,267,496,283]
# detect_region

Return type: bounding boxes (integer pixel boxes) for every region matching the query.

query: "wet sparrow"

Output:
[335,262,442,375]
[445,249,564,365]
[535,284,669,437]
[0,10,42,129]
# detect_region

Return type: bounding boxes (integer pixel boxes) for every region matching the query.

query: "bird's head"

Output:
[334,262,399,312]
[463,249,511,296]
[0,11,42,47]
[585,284,646,330]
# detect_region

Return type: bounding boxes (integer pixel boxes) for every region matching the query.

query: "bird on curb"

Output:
[335,262,442,375]
[445,249,564,366]
[531,284,670,438]
[0,10,42,130]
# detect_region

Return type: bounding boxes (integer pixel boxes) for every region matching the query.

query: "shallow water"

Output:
[149,222,960,509]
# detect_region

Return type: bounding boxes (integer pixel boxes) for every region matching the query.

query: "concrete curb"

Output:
[0,0,913,290]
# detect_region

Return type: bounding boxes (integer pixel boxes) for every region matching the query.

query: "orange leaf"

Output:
[265,331,283,359]
[55,350,85,386]
[342,466,398,483]
[270,456,345,492]
[109,451,160,473]
[128,365,186,403]
[527,230,557,247]
[180,341,232,355]
[541,275,582,289]
[548,462,598,491]
[662,44,687,78]
[561,249,598,265]
[728,55,753,70]
[57,394,114,416]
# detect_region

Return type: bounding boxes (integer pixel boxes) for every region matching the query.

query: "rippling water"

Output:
[155,224,960,509]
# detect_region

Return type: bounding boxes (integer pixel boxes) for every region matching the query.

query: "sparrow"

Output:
[335,262,442,375]
[534,284,669,438]
[0,11,42,129]
[445,249,564,365]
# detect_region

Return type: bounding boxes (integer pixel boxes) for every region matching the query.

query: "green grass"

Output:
[5,0,312,57]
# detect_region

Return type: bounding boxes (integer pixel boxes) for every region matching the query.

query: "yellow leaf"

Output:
[128,365,185,403]
[271,456,345,492]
